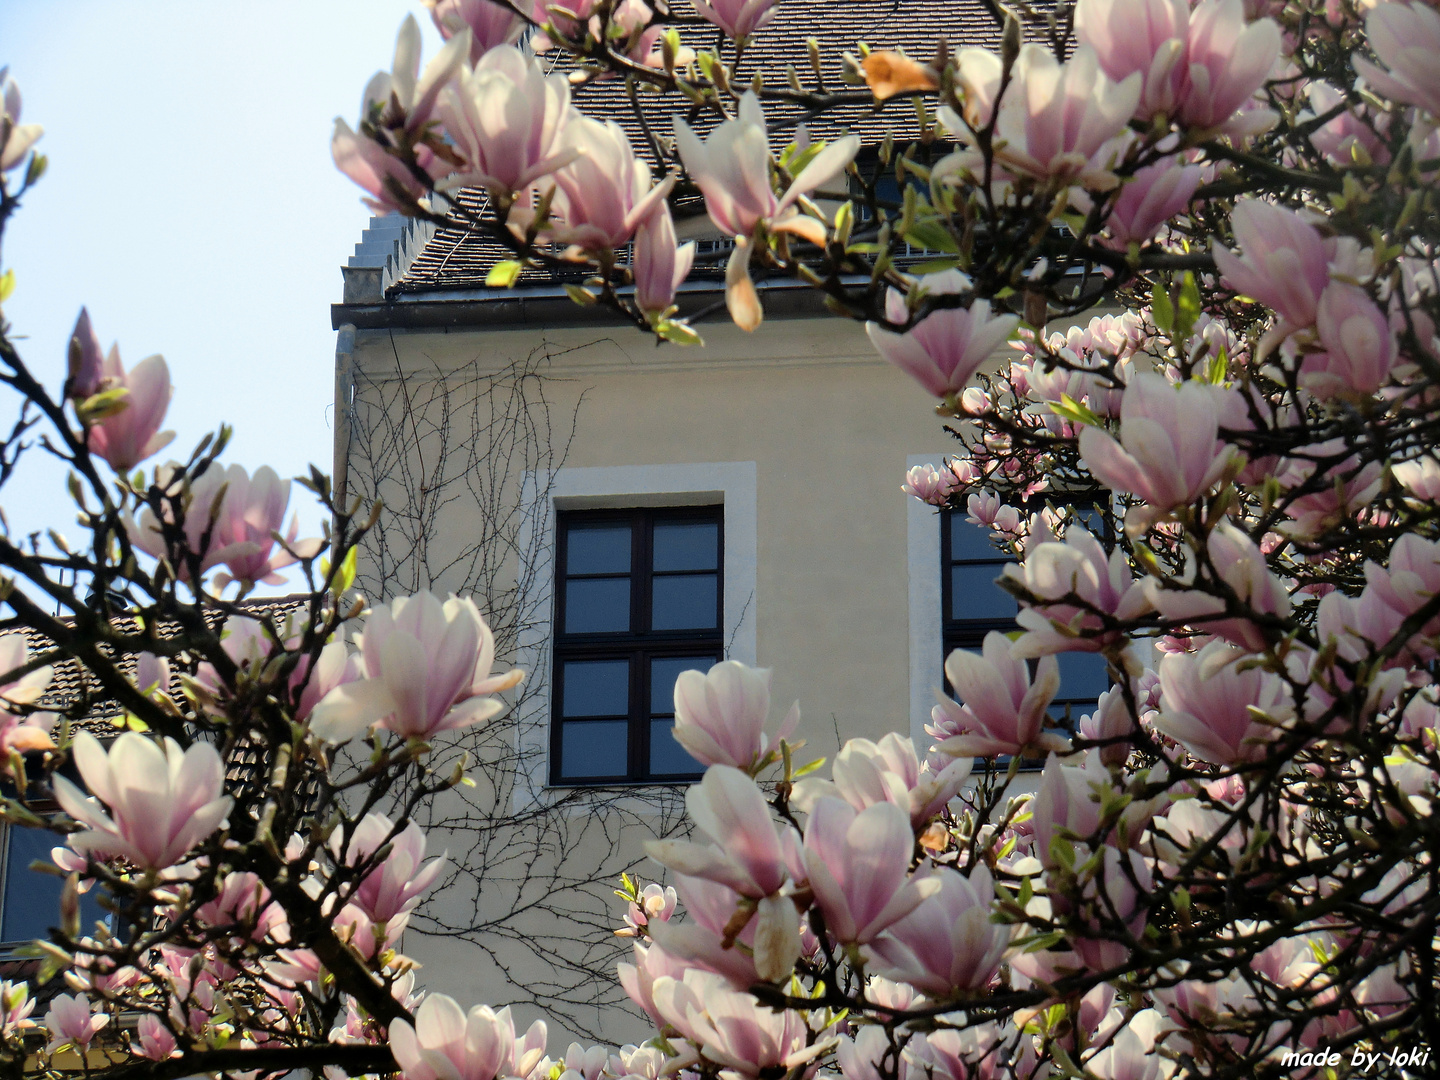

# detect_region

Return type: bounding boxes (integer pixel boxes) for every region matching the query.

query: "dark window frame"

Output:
[550,506,723,786]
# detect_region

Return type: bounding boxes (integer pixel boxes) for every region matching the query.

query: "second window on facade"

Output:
[552,507,722,784]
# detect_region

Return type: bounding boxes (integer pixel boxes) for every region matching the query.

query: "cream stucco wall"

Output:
[335,302,1013,1043]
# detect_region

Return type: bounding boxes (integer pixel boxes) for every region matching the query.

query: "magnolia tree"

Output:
[0,0,1437,1076]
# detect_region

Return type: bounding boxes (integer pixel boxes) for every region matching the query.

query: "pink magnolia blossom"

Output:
[83,346,174,474]
[389,994,538,1080]
[194,870,285,943]
[1144,521,1292,651]
[866,271,1021,399]
[1102,159,1202,248]
[645,874,767,987]
[1301,82,1389,167]
[905,1026,1011,1080]
[309,591,521,742]
[675,92,858,245]
[939,45,1141,189]
[931,631,1067,757]
[650,969,828,1078]
[423,0,528,61]
[1004,529,1153,656]
[135,1014,178,1061]
[838,1026,908,1080]
[332,812,446,924]
[1079,688,1140,765]
[1274,440,1383,539]
[435,46,579,198]
[690,0,780,39]
[134,463,320,587]
[802,797,940,944]
[1153,639,1293,764]
[1074,0,1190,119]
[1077,372,1238,527]
[1300,280,1398,398]
[645,765,800,899]
[902,463,958,505]
[333,17,470,212]
[0,68,41,173]
[209,465,322,588]
[55,731,232,871]
[41,993,108,1054]
[1082,1010,1166,1080]
[332,120,433,214]
[1344,534,1440,656]
[66,308,104,400]
[1176,0,1281,131]
[633,204,695,323]
[670,660,800,773]
[0,633,57,762]
[1211,199,1330,330]
[1393,456,1440,502]
[1031,753,1107,868]
[0,980,34,1034]
[864,865,1011,995]
[792,731,972,828]
[1353,0,1440,116]
[361,15,471,137]
[543,117,674,253]
[966,491,1022,533]
[616,881,677,937]
[691,0,783,39]
[194,615,361,724]
[617,939,691,1027]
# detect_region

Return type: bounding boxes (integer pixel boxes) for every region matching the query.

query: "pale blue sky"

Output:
[0,2,442,576]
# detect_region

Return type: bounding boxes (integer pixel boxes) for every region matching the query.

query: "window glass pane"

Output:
[3,827,106,943]
[1073,505,1107,538]
[653,522,719,572]
[565,578,630,634]
[950,517,1005,561]
[650,656,715,716]
[566,524,631,575]
[1055,651,1111,701]
[559,720,628,778]
[561,659,630,717]
[649,719,703,776]
[950,565,1018,621]
[652,575,718,631]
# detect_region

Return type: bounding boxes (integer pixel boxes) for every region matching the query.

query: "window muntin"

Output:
[940,509,1109,751]
[552,508,722,784]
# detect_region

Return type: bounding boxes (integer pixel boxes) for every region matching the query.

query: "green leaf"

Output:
[655,318,703,346]
[1206,344,1229,384]
[782,139,825,176]
[0,269,13,304]
[563,284,597,306]
[790,755,827,779]
[1150,279,1174,336]
[1175,270,1201,341]
[1047,393,1101,427]
[902,219,960,254]
[485,260,524,288]
[330,544,359,598]
[906,257,961,275]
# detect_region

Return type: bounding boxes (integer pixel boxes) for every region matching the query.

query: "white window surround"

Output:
[514,462,758,802]
[905,452,952,752]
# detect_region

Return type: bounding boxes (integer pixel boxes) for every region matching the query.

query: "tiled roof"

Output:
[388,0,1015,295]
[12,596,311,737]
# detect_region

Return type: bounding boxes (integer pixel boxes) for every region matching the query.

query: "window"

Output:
[1,819,107,950]
[941,508,1110,743]
[550,507,722,784]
